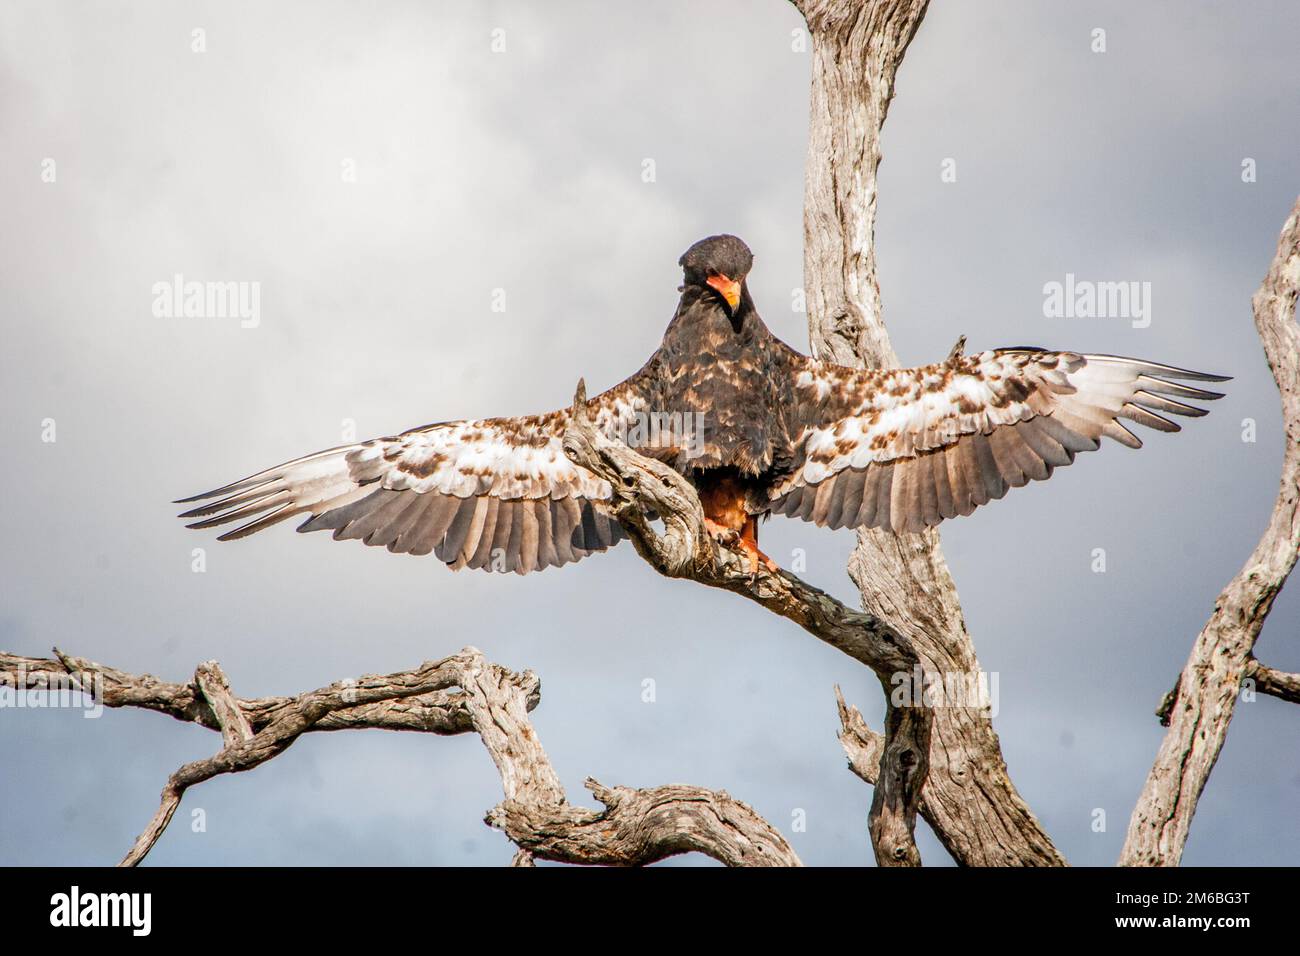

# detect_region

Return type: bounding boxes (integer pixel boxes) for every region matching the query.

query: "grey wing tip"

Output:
[1169,367,1232,384]
[175,489,216,504]
[185,514,240,531]
[1092,354,1233,383]
[174,472,277,505]
[214,503,294,541]
[296,513,333,534]
[174,482,248,504]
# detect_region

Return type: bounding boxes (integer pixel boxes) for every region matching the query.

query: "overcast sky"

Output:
[2,0,1297,867]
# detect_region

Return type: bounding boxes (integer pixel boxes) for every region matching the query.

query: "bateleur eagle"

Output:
[179,235,1228,575]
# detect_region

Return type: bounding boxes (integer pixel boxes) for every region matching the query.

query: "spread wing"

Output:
[770,349,1228,533]
[177,373,655,574]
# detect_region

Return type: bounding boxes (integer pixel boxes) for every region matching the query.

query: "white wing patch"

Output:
[361,418,612,501]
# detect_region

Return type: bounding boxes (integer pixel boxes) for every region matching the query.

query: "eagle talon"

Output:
[703,517,740,545]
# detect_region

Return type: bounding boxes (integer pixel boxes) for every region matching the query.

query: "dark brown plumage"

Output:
[179,235,1228,575]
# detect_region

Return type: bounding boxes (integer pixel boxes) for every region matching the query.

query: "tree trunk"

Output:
[1120,197,1300,866]
[794,0,1065,866]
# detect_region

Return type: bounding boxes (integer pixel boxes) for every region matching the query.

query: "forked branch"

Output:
[1,648,798,867]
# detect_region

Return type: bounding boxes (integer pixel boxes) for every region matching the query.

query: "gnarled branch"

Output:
[1,647,798,867]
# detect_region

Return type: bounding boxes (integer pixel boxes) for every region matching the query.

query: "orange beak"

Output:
[706,273,742,312]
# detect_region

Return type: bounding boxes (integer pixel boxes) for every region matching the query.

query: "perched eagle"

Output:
[179,235,1227,575]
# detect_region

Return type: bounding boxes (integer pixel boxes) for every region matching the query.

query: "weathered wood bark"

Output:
[792,0,1065,865]
[836,685,948,839]
[563,382,928,865]
[1,648,799,867]
[453,649,802,867]
[1121,197,1300,867]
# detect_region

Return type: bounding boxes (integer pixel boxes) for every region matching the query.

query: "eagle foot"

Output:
[702,515,779,577]
[703,517,740,545]
[738,540,781,578]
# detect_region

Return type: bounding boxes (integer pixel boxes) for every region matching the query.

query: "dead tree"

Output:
[789,0,1299,866]
[2,0,1296,867]
[1120,200,1300,866]
[793,0,1063,866]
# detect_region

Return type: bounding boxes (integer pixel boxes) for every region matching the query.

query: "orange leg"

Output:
[698,476,778,575]
[738,514,780,576]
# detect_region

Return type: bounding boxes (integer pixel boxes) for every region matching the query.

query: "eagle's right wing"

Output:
[770,349,1228,533]
[177,372,656,574]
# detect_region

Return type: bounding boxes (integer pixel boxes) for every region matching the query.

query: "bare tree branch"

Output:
[437,647,803,866]
[491,778,801,867]
[1121,196,1300,867]
[1247,659,1300,705]
[835,685,886,786]
[116,653,484,865]
[7,649,510,735]
[194,661,254,747]
[1,647,798,867]
[793,0,1065,866]
[1155,656,1300,726]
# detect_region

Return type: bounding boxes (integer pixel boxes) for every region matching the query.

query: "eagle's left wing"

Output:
[177,371,656,574]
[770,348,1227,533]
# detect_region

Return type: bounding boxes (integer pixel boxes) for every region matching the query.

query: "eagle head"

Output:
[679,234,753,316]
